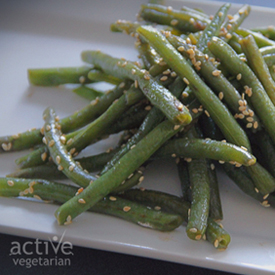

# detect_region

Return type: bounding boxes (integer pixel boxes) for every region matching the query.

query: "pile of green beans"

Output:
[2,2,275,251]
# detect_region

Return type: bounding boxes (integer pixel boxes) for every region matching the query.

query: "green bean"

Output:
[0,178,183,232]
[223,164,265,203]
[205,218,231,250]
[152,137,255,166]
[241,35,275,105]
[0,81,129,153]
[254,130,275,179]
[207,161,223,221]
[73,85,103,101]
[54,118,185,225]
[182,126,209,240]
[236,27,275,47]
[8,149,119,180]
[43,107,97,186]
[121,188,230,250]
[196,3,231,54]
[28,66,92,86]
[87,69,122,85]
[138,4,210,33]
[263,54,275,67]
[198,114,224,141]
[251,25,275,41]
[220,5,251,41]
[81,50,192,125]
[177,158,191,202]
[137,26,251,151]
[209,36,275,144]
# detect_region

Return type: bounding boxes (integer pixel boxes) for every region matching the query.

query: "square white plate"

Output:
[1,1,275,274]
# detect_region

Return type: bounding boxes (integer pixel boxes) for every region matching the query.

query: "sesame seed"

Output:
[160,75,168,82]
[192,108,198,114]
[235,162,242,167]
[1,142,12,151]
[239,114,245,119]
[189,17,195,24]
[128,173,134,179]
[41,152,47,161]
[226,33,232,39]
[255,187,259,193]
[171,72,177,77]
[218,92,224,100]
[154,206,161,211]
[69,164,75,171]
[123,206,131,212]
[58,165,64,171]
[134,80,138,88]
[64,215,72,225]
[75,187,83,195]
[246,117,254,122]
[45,124,51,131]
[183,77,189,85]
[195,235,202,240]
[261,200,270,207]
[144,73,150,80]
[171,153,177,158]
[236,73,242,80]
[78,198,86,204]
[131,69,136,75]
[145,105,152,111]
[204,110,210,117]
[212,70,221,76]
[214,239,219,248]
[174,125,180,130]
[118,82,125,89]
[130,145,136,150]
[109,196,117,201]
[210,163,215,170]
[7,180,14,187]
[33,195,42,200]
[253,121,259,129]
[56,155,61,164]
[263,194,269,200]
[182,91,189,98]
[170,19,178,26]
[185,157,192,162]
[49,140,55,147]
[29,181,36,188]
[239,105,247,112]
[246,122,253,128]
[240,146,248,151]
[219,160,225,164]
[70,148,76,155]
[139,176,144,183]
[163,69,171,75]
[189,227,197,233]
[186,37,191,44]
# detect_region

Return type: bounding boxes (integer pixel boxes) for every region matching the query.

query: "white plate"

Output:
[1,0,275,274]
